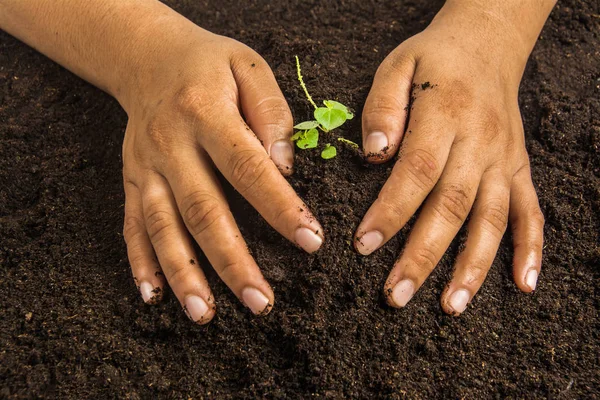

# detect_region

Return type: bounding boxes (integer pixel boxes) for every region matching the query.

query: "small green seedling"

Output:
[321,144,337,159]
[291,128,319,149]
[293,56,355,159]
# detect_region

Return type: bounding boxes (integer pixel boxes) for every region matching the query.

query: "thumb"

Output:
[362,49,416,163]
[231,52,295,175]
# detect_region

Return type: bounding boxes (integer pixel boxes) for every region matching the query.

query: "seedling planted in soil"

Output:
[292,56,358,159]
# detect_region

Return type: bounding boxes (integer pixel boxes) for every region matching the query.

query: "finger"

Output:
[123,180,166,304]
[141,173,216,324]
[383,144,481,308]
[231,53,295,175]
[199,105,324,254]
[509,163,545,293]
[354,105,456,256]
[163,149,274,316]
[362,47,416,162]
[440,170,510,315]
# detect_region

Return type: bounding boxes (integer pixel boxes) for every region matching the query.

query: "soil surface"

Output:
[1,0,599,398]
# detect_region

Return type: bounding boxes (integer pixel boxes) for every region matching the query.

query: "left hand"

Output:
[354,4,545,315]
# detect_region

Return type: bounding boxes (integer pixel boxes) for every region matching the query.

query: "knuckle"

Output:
[514,239,543,256]
[165,262,191,287]
[400,148,440,190]
[123,172,137,190]
[140,117,178,160]
[377,197,406,223]
[145,203,174,244]
[131,137,148,165]
[228,149,271,195]
[128,246,150,268]
[230,47,263,81]
[123,215,145,244]
[122,154,138,175]
[480,200,509,237]
[434,185,472,227]
[438,79,475,119]
[172,85,213,120]
[365,94,404,116]
[380,51,414,80]
[216,261,238,278]
[514,160,531,176]
[409,246,439,274]
[463,261,490,284]
[479,107,503,144]
[180,191,228,237]
[530,209,545,228]
[252,96,292,127]
[271,205,299,232]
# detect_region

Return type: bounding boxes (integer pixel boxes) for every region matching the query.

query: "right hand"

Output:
[121,28,323,324]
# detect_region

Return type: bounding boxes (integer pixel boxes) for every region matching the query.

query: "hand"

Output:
[355,3,547,315]
[0,0,325,324]
[121,28,323,323]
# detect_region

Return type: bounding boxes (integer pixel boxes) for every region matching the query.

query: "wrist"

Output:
[425,1,555,82]
[436,0,556,55]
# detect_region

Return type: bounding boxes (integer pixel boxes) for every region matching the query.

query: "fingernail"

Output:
[391,279,416,307]
[448,289,471,314]
[356,230,384,255]
[242,287,270,315]
[295,227,323,253]
[525,269,538,291]
[271,140,294,172]
[140,281,156,303]
[184,295,209,323]
[365,131,389,155]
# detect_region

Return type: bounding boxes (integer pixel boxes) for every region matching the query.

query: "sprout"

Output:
[291,56,356,160]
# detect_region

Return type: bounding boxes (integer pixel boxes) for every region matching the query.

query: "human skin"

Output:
[0,0,554,322]
[355,0,555,314]
[0,0,325,323]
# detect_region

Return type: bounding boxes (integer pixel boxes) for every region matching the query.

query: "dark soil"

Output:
[1,0,599,398]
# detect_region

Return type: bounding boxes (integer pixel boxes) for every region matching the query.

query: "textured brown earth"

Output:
[1,0,599,398]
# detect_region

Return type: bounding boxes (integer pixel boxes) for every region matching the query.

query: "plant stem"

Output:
[295,55,317,110]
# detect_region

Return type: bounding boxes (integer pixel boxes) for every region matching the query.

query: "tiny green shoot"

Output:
[337,137,359,148]
[292,56,356,160]
[296,56,317,110]
[321,144,337,159]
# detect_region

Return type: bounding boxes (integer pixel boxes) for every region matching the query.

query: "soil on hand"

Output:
[1,0,599,398]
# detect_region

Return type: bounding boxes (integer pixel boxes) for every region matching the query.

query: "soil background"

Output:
[1,0,599,398]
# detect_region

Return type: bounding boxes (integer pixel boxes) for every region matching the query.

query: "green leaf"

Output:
[296,128,319,149]
[291,131,304,141]
[323,100,344,110]
[321,144,337,159]
[324,100,354,120]
[294,120,320,130]
[337,137,359,148]
[314,107,347,131]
